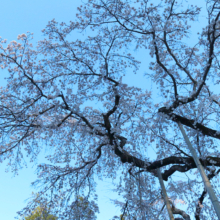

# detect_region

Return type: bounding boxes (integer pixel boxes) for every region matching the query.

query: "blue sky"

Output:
[0,0,209,219]
[0,1,123,219]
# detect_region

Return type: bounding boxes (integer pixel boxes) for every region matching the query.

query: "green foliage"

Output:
[119,214,126,220]
[24,206,57,220]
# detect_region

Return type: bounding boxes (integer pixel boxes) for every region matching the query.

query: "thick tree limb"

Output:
[158,109,220,140]
[173,208,190,220]
[170,200,191,220]
[113,143,220,180]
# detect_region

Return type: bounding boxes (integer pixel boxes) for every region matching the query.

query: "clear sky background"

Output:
[0,0,208,219]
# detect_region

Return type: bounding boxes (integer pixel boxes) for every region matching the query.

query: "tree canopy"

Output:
[0,0,220,219]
